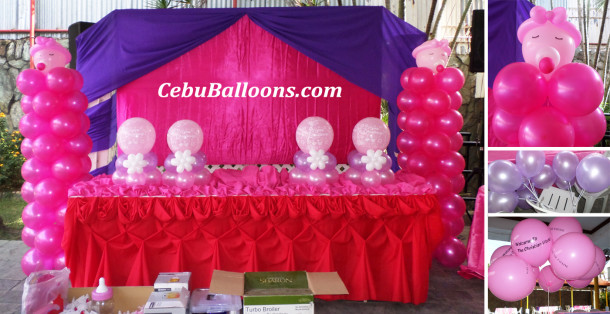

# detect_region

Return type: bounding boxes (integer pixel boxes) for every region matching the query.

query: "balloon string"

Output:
[522,179,541,204]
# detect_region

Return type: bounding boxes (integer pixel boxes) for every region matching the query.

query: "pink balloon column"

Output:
[17,37,92,275]
[289,117,339,186]
[344,118,394,187]
[162,120,211,189]
[489,217,605,301]
[112,118,161,186]
[491,6,606,146]
[397,39,466,268]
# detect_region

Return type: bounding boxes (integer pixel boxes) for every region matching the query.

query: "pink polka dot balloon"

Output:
[167,120,204,153]
[352,117,391,154]
[117,118,156,155]
[295,117,334,153]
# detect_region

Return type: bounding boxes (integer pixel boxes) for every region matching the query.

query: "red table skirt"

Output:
[63,194,443,304]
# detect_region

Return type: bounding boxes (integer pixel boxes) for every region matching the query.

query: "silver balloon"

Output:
[488,160,522,193]
[488,190,519,213]
[531,164,556,189]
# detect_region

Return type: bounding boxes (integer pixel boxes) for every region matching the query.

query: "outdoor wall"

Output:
[489,288,599,312]
[0,36,69,131]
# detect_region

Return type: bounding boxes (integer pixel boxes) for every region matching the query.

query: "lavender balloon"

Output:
[325,152,337,170]
[576,153,610,193]
[488,160,522,193]
[164,154,177,173]
[380,154,393,171]
[516,187,535,209]
[555,177,575,190]
[531,164,556,189]
[190,152,207,173]
[488,191,519,213]
[142,152,158,169]
[552,151,579,181]
[344,168,361,184]
[293,150,311,172]
[515,150,545,178]
[347,150,366,172]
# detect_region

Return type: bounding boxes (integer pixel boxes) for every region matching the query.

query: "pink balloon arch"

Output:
[17,37,92,275]
[397,39,467,268]
[491,6,606,147]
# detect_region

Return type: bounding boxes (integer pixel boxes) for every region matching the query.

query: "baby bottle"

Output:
[91,277,114,314]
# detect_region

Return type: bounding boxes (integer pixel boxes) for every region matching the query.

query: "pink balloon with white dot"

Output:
[117,118,156,155]
[295,117,334,153]
[167,120,204,154]
[352,117,390,154]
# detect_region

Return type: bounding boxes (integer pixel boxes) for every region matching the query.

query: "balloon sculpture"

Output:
[397,39,466,267]
[17,37,92,275]
[491,6,606,146]
[162,120,211,189]
[112,117,162,186]
[344,117,395,187]
[489,217,605,301]
[289,117,339,186]
[488,150,610,213]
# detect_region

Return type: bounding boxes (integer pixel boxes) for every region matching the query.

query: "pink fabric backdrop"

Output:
[458,185,484,279]
[116,16,380,165]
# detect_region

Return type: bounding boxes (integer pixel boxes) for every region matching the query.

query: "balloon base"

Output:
[526,186,578,214]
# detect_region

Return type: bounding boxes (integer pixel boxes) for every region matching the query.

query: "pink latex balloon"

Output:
[71,71,84,91]
[46,67,77,92]
[441,216,464,238]
[548,63,604,116]
[403,109,431,135]
[54,251,66,270]
[433,237,467,268]
[295,117,334,153]
[162,171,177,186]
[21,248,45,275]
[146,168,163,186]
[19,112,50,139]
[21,182,36,203]
[491,109,523,146]
[21,95,33,114]
[21,158,52,184]
[400,68,414,89]
[490,245,515,265]
[80,156,92,174]
[548,217,582,242]
[449,132,463,151]
[396,89,420,112]
[423,90,451,115]
[438,193,466,219]
[32,91,61,118]
[33,134,65,163]
[63,91,89,113]
[67,134,92,155]
[568,278,592,289]
[510,218,553,267]
[34,225,64,255]
[378,169,394,185]
[518,107,575,147]
[521,17,577,74]
[422,132,451,156]
[21,138,34,159]
[407,67,435,93]
[21,202,55,231]
[397,131,419,153]
[397,153,408,170]
[52,155,84,183]
[80,113,90,133]
[438,151,465,177]
[579,246,606,279]
[343,168,362,185]
[117,117,156,155]
[397,112,408,131]
[549,232,595,280]
[570,108,607,146]
[55,203,67,226]
[488,255,537,302]
[361,171,381,188]
[16,69,46,96]
[308,170,328,186]
[449,174,465,194]
[175,171,195,189]
[435,68,465,92]
[352,117,390,154]
[428,173,452,196]
[325,170,340,184]
[112,171,126,185]
[34,178,68,207]
[449,91,463,110]
[126,172,147,186]
[22,227,37,248]
[406,151,434,176]
[51,111,82,139]
[538,265,564,293]
[493,62,547,115]
[435,109,463,135]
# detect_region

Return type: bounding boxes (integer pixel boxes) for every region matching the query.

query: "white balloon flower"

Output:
[171,150,196,173]
[123,153,148,175]
[306,149,329,170]
[361,149,387,171]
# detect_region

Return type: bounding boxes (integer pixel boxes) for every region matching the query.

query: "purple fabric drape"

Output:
[85,95,116,152]
[489,0,534,87]
[76,7,426,172]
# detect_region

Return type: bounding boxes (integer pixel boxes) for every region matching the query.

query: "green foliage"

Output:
[381,99,389,125]
[0,113,25,192]
[0,194,25,240]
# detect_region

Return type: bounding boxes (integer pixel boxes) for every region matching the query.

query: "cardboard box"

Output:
[67,286,153,313]
[209,270,348,314]
[154,272,191,292]
[143,288,189,314]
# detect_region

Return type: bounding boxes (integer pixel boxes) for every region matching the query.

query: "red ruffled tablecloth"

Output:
[64,166,443,304]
